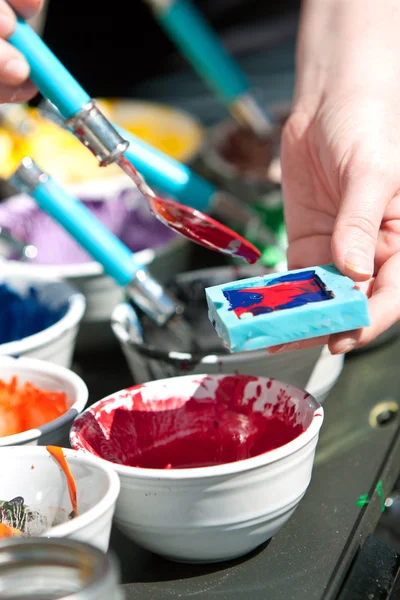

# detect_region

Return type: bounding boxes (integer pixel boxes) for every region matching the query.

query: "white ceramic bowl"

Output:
[111,265,344,402]
[0,270,86,368]
[0,446,120,552]
[0,356,88,447]
[71,373,324,563]
[0,182,189,352]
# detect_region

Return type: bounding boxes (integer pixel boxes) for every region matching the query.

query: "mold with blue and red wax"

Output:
[205,264,370,352]
[223,270,335,319]
[0,283,68,345]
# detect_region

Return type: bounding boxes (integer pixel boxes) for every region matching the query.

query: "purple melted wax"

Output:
[0,189,176,265]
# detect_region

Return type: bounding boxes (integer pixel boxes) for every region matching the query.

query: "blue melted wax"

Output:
[0,283,68,345]
[223,270,334,318]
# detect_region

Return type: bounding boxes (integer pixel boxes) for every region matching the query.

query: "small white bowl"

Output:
[0,270,85,368]
[0,356,88,447]
[0,183,189,352]
[71,373,324,563]
[0,446,120,552]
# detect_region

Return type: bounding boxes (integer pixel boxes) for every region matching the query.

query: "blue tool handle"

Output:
[8,17,90,119]
[115,126,215,212]
[32,178,140,286]
[157,0,248,104]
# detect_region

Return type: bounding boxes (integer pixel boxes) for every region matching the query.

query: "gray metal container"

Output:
[111,265,344,401]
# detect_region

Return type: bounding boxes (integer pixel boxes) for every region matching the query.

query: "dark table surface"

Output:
[75,333,400,600]
[73,31,400,599]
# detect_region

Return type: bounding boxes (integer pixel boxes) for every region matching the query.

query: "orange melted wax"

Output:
[0,523,21,537]
[0,447,78,538]
[0,376,68,437]
[46,446,78,517]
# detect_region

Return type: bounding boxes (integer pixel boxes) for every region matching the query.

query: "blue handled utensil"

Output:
[7,15,260,263]
[38,99,277,249]
[145,0,272,137]
[9,158,192,337]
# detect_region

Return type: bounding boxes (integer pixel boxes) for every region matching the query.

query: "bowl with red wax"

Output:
[0,445,120,552]
[70,373,324,563]
[0,357,88,447]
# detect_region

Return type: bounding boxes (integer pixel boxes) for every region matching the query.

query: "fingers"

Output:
[0,0,44,101]
[0,79,36,102]
[8,0,43,19]
[331,160,396,281]
[0,37,30,86]
[268,336,329,355]
[329,251,400,353]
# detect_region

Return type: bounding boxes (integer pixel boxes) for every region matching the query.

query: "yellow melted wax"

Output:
[0,101,204,183]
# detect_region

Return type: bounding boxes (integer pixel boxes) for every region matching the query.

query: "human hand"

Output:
[270,0,400,355]
[0,0,43,102]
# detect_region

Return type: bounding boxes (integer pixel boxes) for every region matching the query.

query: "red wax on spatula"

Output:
[118,156,261,264]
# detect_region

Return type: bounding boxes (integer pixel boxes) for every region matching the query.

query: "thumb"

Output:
[331,167,393,281]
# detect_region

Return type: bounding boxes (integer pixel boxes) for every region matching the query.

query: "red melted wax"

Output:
[74,375,305,470]
[117,156,260,264]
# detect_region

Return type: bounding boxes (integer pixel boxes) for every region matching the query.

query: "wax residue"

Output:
[0,376,69,437]
[0,284,68,345]
[224,270,334,318]
[73,375,306,469]
[0,522,21,537]
[0,191,176,266]
[217,109,289,179]
[47,446,78,517]
[0,450,78,539]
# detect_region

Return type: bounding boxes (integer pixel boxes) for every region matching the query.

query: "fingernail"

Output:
[332,340,356,355]
[3,59,30,82]
[269,342,300,354]
[268,345,286,355]
[344,250,373,276]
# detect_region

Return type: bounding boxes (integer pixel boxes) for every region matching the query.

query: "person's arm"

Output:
[273,0,400,354]
[0,0,44,102]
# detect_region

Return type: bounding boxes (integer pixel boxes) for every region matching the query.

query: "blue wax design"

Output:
[0,283,68,345]
[223,270,334,318]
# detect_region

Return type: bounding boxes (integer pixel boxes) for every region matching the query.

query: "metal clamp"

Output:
[126,270,182,326]
[66,101,129,167]
[9,157,48,193]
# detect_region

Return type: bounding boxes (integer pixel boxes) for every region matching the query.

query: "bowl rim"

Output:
[0,357,89,446]
[70,373,324,479]
[0,446,120,536]
[0,274,86,356]
[0,185,186,280]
